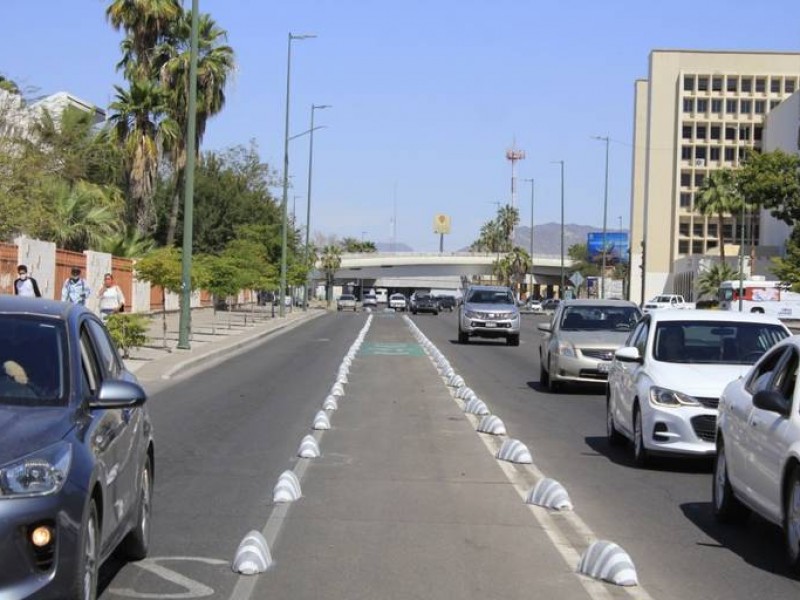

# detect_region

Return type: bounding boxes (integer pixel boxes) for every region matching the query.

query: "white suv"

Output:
[389,293,407,311]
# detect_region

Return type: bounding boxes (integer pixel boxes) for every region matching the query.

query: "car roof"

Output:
[561,299,639,308]
[647,309,786,326]
[467,285,511,292]
[0,296,78,320]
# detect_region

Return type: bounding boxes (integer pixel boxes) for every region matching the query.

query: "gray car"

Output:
[538,299,641,392]
[0,297,154,600]
[458,285,521,346]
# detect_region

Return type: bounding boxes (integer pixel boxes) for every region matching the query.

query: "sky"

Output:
[2,0,800,252]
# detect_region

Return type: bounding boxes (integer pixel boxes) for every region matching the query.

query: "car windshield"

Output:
[559,306,641,332]
[340,295,355,300]
[467,290,514,305]
[653,321,790,364]
[0,315,68,407]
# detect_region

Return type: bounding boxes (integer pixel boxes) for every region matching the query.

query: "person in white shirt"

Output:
[14,265,41,298]
[97,273,126,320]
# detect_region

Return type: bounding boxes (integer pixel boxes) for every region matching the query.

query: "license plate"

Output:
[597,362,610,373]
[485,322,498,328]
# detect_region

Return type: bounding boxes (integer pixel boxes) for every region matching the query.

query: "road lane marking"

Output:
[109,557,227,598]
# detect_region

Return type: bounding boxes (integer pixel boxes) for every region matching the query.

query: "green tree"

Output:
[694,168,742,263]
[771,230,800,292]
[738,149,800,233]
[319,244,342,308]
[340,237,377,253]
[496,204,519,250]
[135,246,184,347]
[0,74,20,95]
[98,225,157,258]
[696,262,741,299]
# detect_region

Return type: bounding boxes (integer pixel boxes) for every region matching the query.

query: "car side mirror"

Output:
[615,346,642,363]
[90,380,147,409]
[752,389,791,417]
[537,322,552,333]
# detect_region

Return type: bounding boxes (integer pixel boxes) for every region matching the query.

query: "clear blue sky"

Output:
[3,1,799,251]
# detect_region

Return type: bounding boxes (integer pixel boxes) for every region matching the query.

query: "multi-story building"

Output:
[0,89,105,140]
[629,50,800,303]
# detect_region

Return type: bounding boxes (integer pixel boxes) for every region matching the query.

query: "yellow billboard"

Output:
[433,214,451,234]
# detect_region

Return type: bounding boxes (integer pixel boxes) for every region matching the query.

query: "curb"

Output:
[159,310,326,380]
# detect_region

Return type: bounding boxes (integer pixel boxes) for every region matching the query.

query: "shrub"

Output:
[106,313,149,358]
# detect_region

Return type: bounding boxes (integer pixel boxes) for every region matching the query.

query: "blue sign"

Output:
[587,232,629,265]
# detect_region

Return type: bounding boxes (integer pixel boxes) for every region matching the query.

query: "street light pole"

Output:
[523,178,534,299]
[552,161,565,297]
[593,135,610,299]
[279,32,315,318]
[177,0,200,350]
[303,103,330,311]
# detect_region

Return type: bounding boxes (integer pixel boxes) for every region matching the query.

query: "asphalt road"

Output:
[411,310,800,600]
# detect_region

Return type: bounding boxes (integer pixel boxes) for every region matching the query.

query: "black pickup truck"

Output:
[410,293,440,315]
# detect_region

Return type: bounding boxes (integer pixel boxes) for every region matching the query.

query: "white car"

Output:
[362,293,378,309]
[389,293,407,311]
[607,310,790,466]
[714,336,800,570]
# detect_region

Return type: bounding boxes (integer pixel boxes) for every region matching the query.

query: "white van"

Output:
[375,288,388,304]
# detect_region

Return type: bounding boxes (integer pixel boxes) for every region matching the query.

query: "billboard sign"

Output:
[587,231,629,265]
[434,214,451,234]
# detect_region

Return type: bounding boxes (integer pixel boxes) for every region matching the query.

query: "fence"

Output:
[54,249,87,300]
[0,243,16,295]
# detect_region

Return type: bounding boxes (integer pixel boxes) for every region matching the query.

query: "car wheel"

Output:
[507,334,520,347]
[547,357,560,393]
[713,440,748,523]
[74,499,99,600]
[606,396,625,446]
[539,355,549,386]
[123,455,153,560]
[433,311,439,316]
[633,405,649,467]
[784,465,800,572]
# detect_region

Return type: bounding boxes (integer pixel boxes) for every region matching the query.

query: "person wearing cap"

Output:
[61,267,90,305]
[13,265,41,298]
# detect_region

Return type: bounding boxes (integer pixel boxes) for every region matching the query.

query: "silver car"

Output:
[538,299,641,392]
[458,285,521,346]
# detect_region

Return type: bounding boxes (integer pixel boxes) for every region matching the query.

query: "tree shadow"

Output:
[448,339,511,347]
[584,435,715,473]
[525,380,606,396]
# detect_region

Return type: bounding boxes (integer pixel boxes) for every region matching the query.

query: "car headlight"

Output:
[556,340,577,358]
[464,310,479,319]
[649,386,701,408]
[0,442,72,498]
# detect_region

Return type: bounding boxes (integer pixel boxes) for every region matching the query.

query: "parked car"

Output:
[410,292,440,315]
[458,285,521,346]
[714,335,800,570]
[0,296,154,599]
[607,310,790,466]
[541,298,561,314]
[642,294,695,313]
[336,294,358,311]
[389,293,407,311]
[434,295,457,312]
[362,293,378,309]
[538,299,642,393]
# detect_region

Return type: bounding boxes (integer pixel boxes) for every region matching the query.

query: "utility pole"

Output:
[552,161,565,297]
[303,103,330,311]
[592,136,610,299]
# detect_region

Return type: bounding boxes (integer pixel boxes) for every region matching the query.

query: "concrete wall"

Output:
[15,237,56,299]
[84,250,112,314]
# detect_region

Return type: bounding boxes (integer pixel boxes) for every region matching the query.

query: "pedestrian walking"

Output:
[61,267,90,305]
[13,265,41,298]
[97,273,125,320]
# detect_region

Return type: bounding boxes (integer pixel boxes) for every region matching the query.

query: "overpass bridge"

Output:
[313,252,575,296]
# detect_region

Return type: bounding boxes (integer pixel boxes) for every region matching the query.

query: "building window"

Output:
[710,146,720,161]
[724,147,735,162]
[692,241,704,254]
[683,98,694,113]
[693,223,704,236]
[770,99,781,110]
[740,100,752,114]
[787,79,796,93]
[725,126,737,140]
[711,99,722,113]
[681,146,692,160]
[741,78,752,93]
[723,224,734,241]
[756,78,766,93]
[684,75,694,92]
[696,98,708,113]
[679,240,690,254]
[682,125,692,139]
[698,77,709,92]
[696,125,707,139]
[681,172,692,187]
[739,147,747,160]
[740,126,751,141]
[727,77,738,92]
[707,240,718,251]
[695,146,707,160]
[710,125,721,140]
[755,100,766,114]
[771,78,781,93]
[695,173,705,187]
[726,99,738,114]
[712,77,723,92]
[754,126,763,141]
[679,222,690,235]
[708,223,718,237]
[680,194,692,209]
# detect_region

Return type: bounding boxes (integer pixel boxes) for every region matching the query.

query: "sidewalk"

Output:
[123,304,325,386]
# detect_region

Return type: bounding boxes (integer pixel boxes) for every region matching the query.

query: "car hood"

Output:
[465,303,518,314]
[558,330,631,347]
[0,406,74,465]
[647,362,750,397]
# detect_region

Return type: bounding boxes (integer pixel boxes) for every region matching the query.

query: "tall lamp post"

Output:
[552,161,565,297]
[177,0,200,350]
[592,135,610,299]
[279,32,315,318]
[303,103,330,311]
[523,178,535,299]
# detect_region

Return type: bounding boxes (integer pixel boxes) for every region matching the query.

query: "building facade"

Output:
[629,50,800,303]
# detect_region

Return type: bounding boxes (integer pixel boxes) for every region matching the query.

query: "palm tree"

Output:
[0,75,20,95]
[98,224,157,258]
[43,180,123,251]
[506,246,531,293]
[108,80,177,235]
[319,244,342,308]
[159,10,235,245]
[497,204,520,250]
[696,262,741,300]
[694,168,741,263]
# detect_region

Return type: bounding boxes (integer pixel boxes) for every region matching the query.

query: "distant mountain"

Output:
[459,222,612,255]
[376,241,414,252]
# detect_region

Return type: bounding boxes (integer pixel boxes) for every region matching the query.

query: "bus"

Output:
[718,278,800,318]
